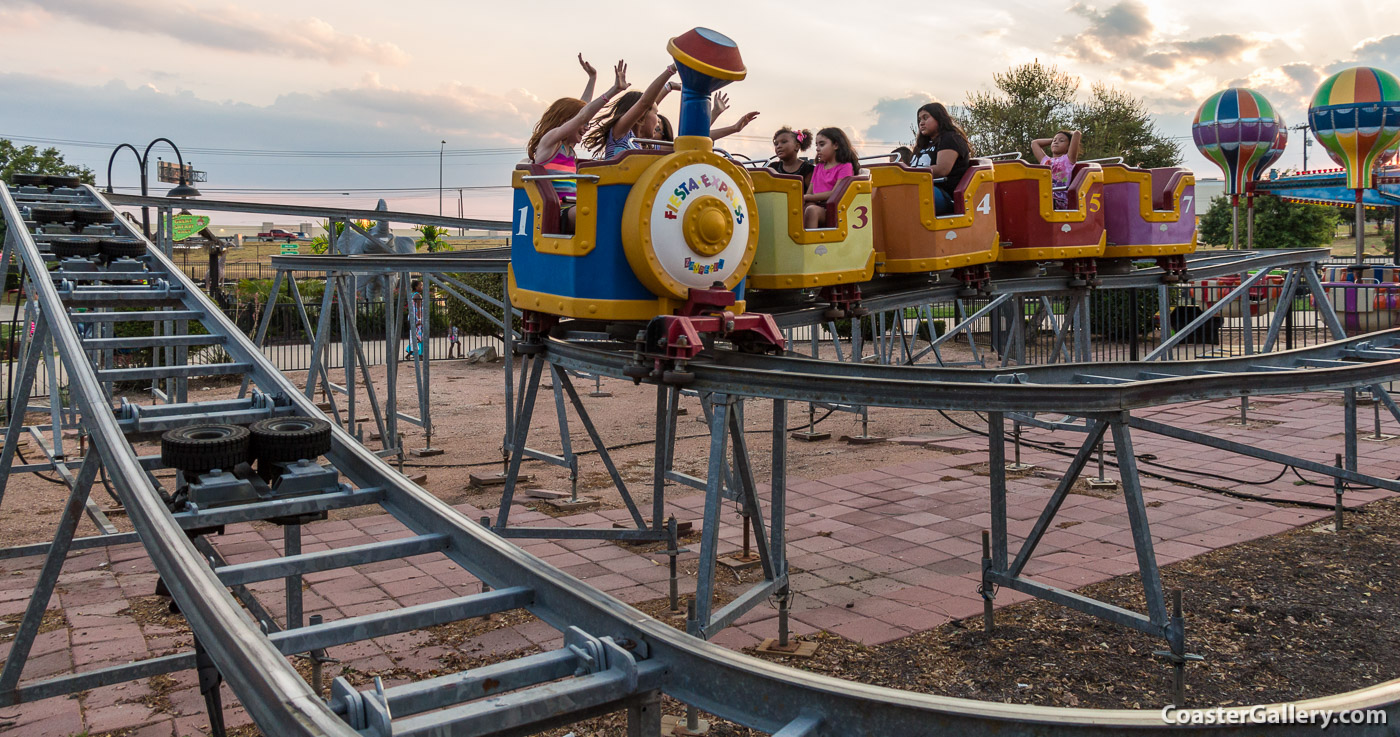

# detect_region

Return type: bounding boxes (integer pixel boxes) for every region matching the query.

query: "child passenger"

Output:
[1031,129,1082,209]
[909,102,972,216]
[526,60,628,231]
[769,127,815,190]
[585,65,677,158]
[803,127,860,229]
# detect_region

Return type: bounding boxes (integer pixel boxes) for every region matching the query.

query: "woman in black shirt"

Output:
[909,102,972,216]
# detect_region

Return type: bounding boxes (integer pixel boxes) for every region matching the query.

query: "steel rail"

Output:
[8,186,1400,734]
[103,192,511,231]
[542,335,1400,413]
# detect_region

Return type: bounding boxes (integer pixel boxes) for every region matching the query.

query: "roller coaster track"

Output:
[4,183,1400,735]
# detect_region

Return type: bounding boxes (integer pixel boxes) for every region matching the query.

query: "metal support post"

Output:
[980,529,994,634]
[1345,388,1358,473]
[1006,421,1034,471]
[284,523,303,630]
[627,690,662,737]
[1335,454,1346,532]
[1365,390,1395,441]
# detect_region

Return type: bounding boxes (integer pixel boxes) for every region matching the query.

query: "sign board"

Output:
[170,214,211,241]
[156,160,207,184]
[280,244,300,255]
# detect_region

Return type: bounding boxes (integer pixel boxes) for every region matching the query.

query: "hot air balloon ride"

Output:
[1309,66,1400,265]
[1192,88,1282,248]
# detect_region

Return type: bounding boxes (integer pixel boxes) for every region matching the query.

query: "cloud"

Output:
[1353,35,1400,67]
[863,93,935,147]
[1061,1,1264,78]
[0,0,408,66]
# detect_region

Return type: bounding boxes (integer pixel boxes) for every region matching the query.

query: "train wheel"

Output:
[822,307,846,320]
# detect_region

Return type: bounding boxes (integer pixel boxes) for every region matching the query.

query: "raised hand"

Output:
[578,53,596,78]
[711,92,731,120]
[613,60,628,92]
[735,111,760,130]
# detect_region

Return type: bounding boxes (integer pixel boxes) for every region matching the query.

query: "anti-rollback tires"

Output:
[99,237,146,259]
[161,424,250,474]
[248,417,332,464]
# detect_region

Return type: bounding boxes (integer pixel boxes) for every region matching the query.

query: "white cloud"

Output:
[0,0,409,66]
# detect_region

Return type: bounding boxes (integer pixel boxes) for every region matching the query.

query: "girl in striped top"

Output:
[527,60,628,232]
[584,64,677,159]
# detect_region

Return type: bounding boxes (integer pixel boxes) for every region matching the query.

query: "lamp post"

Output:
[439,140,446,217]
[105,137,202,239]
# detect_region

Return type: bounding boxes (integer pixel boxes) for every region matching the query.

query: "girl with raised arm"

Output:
[526,60,628,231]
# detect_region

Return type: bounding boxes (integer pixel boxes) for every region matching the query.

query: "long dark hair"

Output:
[912,102,972,156]
[816,127,860,175]
[583,90,643,155]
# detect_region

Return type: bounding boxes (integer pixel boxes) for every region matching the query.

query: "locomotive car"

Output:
[1101,163,1197,279]
[509,28,783,368]
[746,169,874,314]
[992,159,1107,284]
[867,157,1001,293]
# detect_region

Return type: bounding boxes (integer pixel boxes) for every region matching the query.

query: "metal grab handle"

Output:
[521,174,601,182]
[985,151,1023,161]
[630,138,675,149]
[858,153,901,163]
[1083,156,1126,165]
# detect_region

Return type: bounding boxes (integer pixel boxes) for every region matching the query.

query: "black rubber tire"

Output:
[12,173,48,187]
[47,236,101,259]
[47,174,81,189]
[29,206,73,224]
[249,417,332,464]
[72,206,114,225]
[662,369,695,386]
[99,237,146,259]
[514,341,545,355]
[161,424,251,474]
[822,307,846,320]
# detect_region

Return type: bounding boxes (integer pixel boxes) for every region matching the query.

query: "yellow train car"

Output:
[868,159,1001,288]
[747,169,875,312]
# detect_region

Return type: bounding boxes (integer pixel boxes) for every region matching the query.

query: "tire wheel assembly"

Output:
[72,205,115,225]
[12,173,48,187]
[249,417,332,466]
[161,424,250,475]
[47,236,101,259]
[100,237,146,260]
[29,206,73,225]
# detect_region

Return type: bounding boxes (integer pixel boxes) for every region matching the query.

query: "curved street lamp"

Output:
[105,137,202,239]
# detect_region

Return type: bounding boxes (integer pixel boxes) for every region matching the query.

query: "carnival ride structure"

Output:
[6,26,1400,737]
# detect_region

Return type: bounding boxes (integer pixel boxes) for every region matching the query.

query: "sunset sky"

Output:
[3,0,1398,223]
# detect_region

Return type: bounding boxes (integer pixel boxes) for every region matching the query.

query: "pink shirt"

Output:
[1041,154,1072,209]
[809,161,854,195]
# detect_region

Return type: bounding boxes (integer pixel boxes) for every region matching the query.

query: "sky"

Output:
[3,0,1399,225]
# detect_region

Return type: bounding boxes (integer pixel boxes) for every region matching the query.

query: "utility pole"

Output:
[439,140,447,217]
[1292,124,1312,171]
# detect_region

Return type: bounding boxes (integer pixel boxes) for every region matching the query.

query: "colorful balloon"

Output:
[1249,115,1287,183]
[1193,88,1280,196]
[1309,66,1400,189]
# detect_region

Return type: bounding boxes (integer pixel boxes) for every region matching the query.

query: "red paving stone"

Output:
[0,392,1387,733]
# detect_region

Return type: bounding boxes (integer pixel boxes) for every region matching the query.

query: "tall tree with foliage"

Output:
[1071,84,1182,168]
[959,62,1079,157]
[0,139,95,242]
[0,140,94,185]
[1198,195,1338,248]
[957,62,1181,167]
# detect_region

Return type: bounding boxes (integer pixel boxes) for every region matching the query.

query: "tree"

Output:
[308,219,374,254]
[957,62,1182,167]
[1198,195,1338,248]
[1071,84,1182,168]
[959,62,1079,157]
[414,225,451,252]
[0,139,94,185]
[0,139,95,242]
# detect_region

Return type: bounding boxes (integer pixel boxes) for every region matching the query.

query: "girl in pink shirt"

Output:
[1031,129,1082,209]
[803,127,860,229]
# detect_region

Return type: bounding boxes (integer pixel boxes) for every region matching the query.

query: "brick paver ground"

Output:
[0,392,1391,734]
